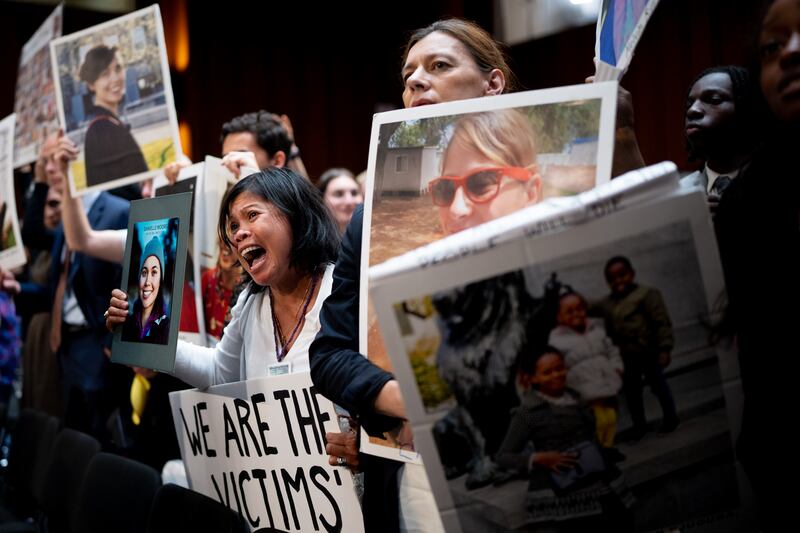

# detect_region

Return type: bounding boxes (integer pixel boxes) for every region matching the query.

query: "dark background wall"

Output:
[0,0,765,180]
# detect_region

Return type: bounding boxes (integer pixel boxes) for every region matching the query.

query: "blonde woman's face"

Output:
[437,136,538,235]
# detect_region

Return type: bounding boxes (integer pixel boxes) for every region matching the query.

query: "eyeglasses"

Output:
[428,166,534,207]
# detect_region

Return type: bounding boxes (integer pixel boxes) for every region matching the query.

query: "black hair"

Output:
[557,287,587,307]
[748,0,792,133]
[79,45,117,85]
[518,346,565,377]
[317,168,356,195]
[217,167,339,291]
[684,65,759,161]
[604,255,634,278]
[220,111,292,160]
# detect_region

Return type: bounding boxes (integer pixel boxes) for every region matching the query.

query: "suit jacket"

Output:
[50,192,129,389]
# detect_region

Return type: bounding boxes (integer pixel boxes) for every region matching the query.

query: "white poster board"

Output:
[0,115,26,270]
[169,372,364,532]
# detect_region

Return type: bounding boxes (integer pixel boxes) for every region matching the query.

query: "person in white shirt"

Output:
[105,168,340,385]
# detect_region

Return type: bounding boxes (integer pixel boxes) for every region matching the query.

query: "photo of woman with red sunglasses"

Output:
[430,108,542,235]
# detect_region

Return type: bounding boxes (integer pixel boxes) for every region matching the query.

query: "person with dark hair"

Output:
[121,235,170,344]
[496,347,634,530]
[595,256,678,442]
[219,110,309,180]
[681,65,759,211]
[78,45,148,197]
[317,167,362,233]
[713,1,800,529]
[106,167,339,384]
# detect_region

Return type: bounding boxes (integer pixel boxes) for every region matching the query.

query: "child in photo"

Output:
[595,256,678,440]
[548,289,625,460]
[497,347,634,530]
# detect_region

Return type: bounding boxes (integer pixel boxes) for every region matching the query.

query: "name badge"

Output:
[268,362,291,376]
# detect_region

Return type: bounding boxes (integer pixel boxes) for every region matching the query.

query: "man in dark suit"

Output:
[49,171,129,442]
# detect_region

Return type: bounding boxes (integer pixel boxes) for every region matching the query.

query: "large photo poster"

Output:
[12,3,63,168]
[169,373,365,533]
[50,5,181,196]
[370,185,745,532]
[0,115,26,270]
[360,83,618,461]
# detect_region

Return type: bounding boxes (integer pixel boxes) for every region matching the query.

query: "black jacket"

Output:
[310,205,403,533]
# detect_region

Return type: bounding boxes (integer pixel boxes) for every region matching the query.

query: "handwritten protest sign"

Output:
[169,372,364,533]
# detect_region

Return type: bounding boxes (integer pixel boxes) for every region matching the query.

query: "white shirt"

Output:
[173,264,335,387]
[705,165,739,195]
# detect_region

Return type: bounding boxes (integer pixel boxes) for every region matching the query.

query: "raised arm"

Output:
[55,133,126,264]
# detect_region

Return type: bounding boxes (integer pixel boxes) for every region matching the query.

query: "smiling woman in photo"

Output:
[79,45,148,187]
[121,234,170,344]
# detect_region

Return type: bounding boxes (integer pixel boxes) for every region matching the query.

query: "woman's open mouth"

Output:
[142,289,153,299]
[240,245,266,269]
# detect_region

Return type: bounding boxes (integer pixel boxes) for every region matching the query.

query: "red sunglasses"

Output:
[428,166,534,207]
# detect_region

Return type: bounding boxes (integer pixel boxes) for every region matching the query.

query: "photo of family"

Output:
[122,217,179,345]
[370,188,742,531]
[50,5,181,196]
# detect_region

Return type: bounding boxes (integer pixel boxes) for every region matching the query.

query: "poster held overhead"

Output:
[50,5,182,197]
[12,3,63,168]
[112,191,191,372]
[0,115,26,270]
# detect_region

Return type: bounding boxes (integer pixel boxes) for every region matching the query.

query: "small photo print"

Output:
[122,217,179,345]
[50,5,180,195]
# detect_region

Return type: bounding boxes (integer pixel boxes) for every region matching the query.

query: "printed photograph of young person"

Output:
[121,217,178,345]
[50,5,181,196]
